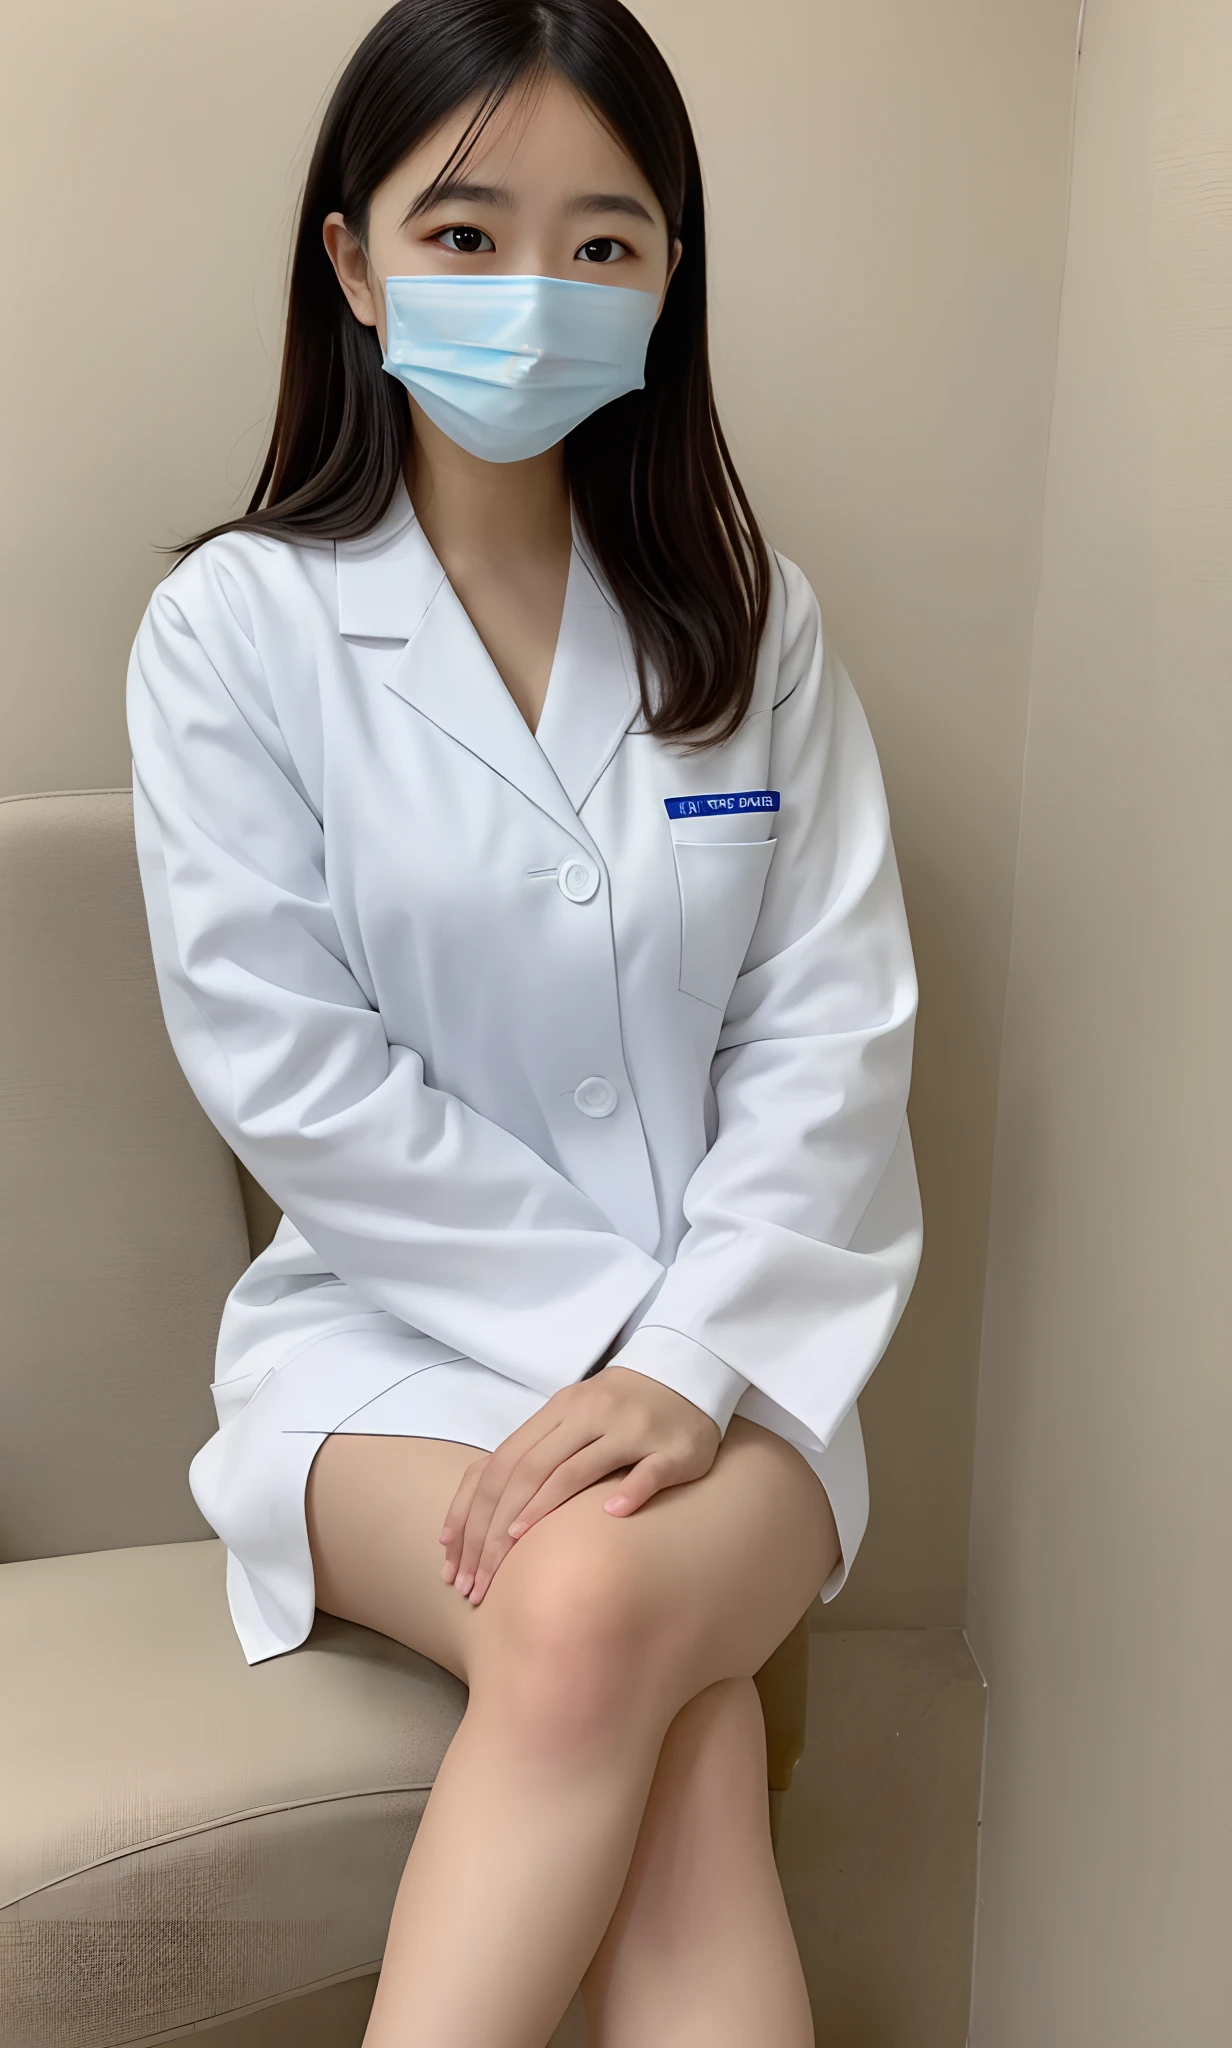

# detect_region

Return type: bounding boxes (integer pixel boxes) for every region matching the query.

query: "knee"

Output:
[475,1551,677,1758]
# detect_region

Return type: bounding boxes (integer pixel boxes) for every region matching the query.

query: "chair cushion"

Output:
[0,1539,467,2047]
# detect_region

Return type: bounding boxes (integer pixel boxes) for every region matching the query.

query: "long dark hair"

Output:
[164,0,771,750]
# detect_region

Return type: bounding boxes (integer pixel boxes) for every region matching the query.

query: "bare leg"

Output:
[580,1676,815,2047]
[305,1418,838,2048]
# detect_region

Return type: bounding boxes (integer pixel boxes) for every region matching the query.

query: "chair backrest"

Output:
[0,790,256,1561]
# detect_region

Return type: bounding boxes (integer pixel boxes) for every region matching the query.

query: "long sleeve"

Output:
[613,569,923,1452]
[126,565,664,1398]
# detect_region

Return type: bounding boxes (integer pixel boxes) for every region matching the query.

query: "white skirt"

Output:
[189,1312,869,1667]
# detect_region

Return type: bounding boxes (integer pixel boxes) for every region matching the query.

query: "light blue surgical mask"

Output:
[380,272,661,463]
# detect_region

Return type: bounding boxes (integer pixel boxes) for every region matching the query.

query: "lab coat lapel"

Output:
[335,478,638,841]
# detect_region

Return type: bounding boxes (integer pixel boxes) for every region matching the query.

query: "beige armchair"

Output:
[0,789,810,2048]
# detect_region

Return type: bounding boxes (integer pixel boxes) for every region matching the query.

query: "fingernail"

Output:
[471,1574,489,1602]
[605,1496,630,1513]
[508,1521,526,1537]
[456,1571,473,1596]
[441,1560,456,1582]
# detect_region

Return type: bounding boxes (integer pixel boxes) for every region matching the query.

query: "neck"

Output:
[404,404,573,573]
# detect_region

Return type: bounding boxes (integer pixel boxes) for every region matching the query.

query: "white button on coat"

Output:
[125,475,924,1667]
[558,857,599,902]
[574,1075,618,1117]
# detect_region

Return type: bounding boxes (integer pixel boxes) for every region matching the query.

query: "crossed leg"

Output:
[304,1414,839,2047]
[578,1674,811,2047]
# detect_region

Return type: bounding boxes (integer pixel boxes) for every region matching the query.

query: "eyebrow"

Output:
[564,191,656,225]
[404,179,655,227]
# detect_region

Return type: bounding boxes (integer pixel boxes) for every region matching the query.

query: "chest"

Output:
[310,648,778,1021]
[266,548,784,1024]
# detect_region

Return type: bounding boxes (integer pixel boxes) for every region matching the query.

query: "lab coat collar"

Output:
[335,473,639,839]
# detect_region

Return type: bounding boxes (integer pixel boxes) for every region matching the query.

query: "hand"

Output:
[438,1365,722,1606]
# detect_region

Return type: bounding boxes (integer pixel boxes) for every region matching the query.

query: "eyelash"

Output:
[430,225,632,263]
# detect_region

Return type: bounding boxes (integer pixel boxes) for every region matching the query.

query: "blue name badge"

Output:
[664,789,781,819]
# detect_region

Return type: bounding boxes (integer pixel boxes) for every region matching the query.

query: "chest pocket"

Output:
[669,817,778,1010]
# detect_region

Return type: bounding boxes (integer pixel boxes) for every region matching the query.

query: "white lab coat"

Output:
[126,473,923,1665]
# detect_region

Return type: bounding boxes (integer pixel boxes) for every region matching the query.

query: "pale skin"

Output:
[315,68,841,2048]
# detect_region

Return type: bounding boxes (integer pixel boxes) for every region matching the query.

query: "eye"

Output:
[432,224,496,255]
[576,237,629,265]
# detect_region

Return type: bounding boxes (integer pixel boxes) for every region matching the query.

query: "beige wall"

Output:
[0,2,1080,1626]
[966,0,1231,2038]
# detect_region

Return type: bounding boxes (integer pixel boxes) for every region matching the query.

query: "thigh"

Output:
[305,1418,838,1701]
[305,1431,492,1686]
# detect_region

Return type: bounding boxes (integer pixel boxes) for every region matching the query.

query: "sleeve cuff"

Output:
[608,1325,750,1435]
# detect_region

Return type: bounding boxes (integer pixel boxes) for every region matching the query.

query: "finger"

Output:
[441,1456,487,1558]
[452,1473,507,1597]
[439,1456,489,1583]
[456,1423,587,1598]
[454,1444,545,1596]
[466,1428,605,1602]
[442,1405,564,1588]
[503,1445,637,1545]
[601,1452,680,1516]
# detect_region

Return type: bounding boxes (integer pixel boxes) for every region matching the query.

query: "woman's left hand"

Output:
[438,1365,722,1605]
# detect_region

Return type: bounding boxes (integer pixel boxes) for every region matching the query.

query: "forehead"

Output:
[376,72,662,216]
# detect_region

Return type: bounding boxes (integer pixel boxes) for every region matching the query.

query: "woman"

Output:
[126,2,923,2041]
